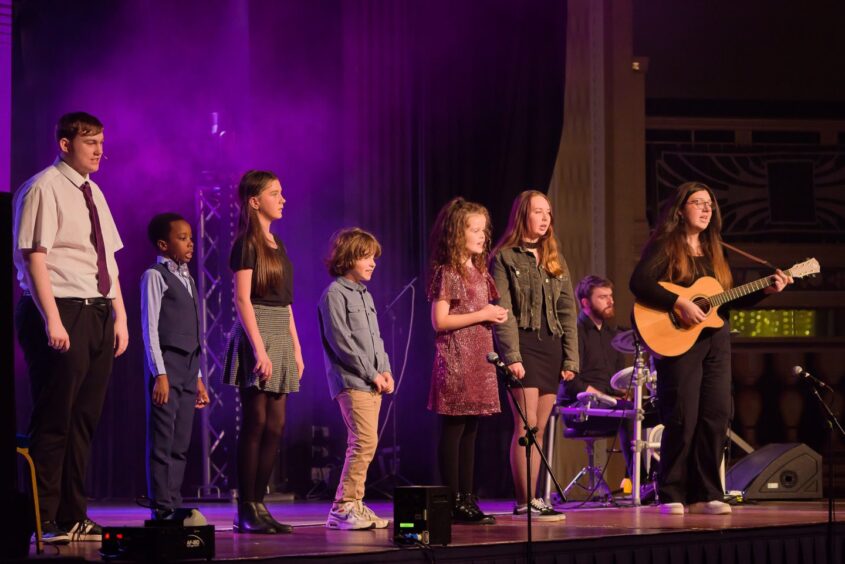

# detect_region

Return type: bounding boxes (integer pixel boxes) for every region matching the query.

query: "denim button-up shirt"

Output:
[318,276,392,399]
[491,246,579,372]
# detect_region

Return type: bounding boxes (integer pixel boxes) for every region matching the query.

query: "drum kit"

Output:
[609,330,657,396]
[551,328,663,506]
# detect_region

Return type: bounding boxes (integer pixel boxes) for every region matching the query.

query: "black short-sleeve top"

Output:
[229,235,294,306]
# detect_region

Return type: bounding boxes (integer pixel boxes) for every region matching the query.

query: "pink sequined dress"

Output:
[427,265,501,416]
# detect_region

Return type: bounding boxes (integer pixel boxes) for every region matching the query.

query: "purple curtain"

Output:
[11,0,566,500]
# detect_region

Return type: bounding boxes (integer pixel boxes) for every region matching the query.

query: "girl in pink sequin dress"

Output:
[427,197,508,525]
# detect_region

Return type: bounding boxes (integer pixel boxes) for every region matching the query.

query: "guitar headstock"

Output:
[786,258,821,280]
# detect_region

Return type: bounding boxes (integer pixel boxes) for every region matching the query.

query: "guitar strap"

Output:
[722,241,777,270]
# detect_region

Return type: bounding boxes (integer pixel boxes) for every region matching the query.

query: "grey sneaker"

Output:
[326,501,375,530]
[356,501,389,528]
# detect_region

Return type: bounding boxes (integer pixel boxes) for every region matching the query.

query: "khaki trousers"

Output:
[334,389,382,502]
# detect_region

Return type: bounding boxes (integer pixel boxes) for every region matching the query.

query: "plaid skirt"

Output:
[223,304,300,394]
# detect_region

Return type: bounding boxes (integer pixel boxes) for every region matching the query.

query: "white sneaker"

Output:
[643,502,685,515]
[688,500,732,515]
[326,501,375,530]
[513,498,566,522]
[356,501,390,528]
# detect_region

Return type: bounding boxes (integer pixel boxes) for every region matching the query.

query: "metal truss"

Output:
[196,171,240,498]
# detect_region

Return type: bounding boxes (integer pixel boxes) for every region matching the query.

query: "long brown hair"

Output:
[237,170,283,295]
[491,190,567,277]
[643,181,732,288]
[427,197,492,296]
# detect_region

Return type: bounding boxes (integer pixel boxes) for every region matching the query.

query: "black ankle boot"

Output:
[453,493,496,525]
[234,502,277,534]
[456,493,496,525]
[255,502,293,534]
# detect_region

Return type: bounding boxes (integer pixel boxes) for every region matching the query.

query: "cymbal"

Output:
[610,366,634,392]
[611,330,637,354]
[610,365,659,394]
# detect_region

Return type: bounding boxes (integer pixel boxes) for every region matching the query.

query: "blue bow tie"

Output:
[166,260,190,277]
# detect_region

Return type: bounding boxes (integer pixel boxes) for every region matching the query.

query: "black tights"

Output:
[237,388,287,502]
[438,415,479,495]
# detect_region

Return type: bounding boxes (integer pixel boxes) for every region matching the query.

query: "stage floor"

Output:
[29,499,845,562]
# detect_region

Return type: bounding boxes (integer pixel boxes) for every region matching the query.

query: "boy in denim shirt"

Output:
[318,228,394,530]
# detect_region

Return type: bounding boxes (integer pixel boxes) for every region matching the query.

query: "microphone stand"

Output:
[383,277,417,314]
[804,378,845,563]
[494,364,568,564]
[370,277,417,498]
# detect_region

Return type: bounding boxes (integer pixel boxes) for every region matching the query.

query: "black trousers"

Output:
[654,325,731,504]
[15,296,114,524]
[146,348,200,511]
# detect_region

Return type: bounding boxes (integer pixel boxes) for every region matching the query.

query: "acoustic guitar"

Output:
[633,258,820,357]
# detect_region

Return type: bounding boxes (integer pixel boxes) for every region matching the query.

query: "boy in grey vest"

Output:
[141,213,209,519]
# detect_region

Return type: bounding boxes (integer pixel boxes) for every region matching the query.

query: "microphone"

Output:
[486,352,520,386]
[792,366,832,391]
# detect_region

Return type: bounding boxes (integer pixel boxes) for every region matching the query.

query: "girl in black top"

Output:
[224,170,304,533]
[630,181,791,515]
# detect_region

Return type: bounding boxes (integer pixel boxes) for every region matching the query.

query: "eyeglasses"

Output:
[686,199,714,210]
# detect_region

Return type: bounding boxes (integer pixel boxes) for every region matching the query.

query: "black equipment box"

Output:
[100,522,215,561]
[393,485,451,546]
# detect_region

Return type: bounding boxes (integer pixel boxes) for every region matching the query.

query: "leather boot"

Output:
[453,493,495,525]
[465,493,496,525]
[234,502,277,534]
[255,502,293,534]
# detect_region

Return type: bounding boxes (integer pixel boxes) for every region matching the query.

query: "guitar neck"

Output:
[710,270,789,307]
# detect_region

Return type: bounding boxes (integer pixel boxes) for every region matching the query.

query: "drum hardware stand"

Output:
[630,331,649,507]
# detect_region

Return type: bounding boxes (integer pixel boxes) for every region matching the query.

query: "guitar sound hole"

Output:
[694,298,711,315]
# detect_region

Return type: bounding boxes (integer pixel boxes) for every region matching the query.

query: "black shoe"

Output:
[40,521,70,545]
[150,507,175,521]
[255,502,293,534]
[513,498,566,521]
[465,493,496,525]
[640,482,657,503]
[453,493,496,525]
[234,502,277,534]
[65,518,102,542]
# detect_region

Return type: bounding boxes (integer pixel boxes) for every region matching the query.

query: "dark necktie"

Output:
[80,181,111,296]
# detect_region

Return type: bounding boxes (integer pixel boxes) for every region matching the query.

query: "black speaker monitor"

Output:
[725,443,822,500]
[393,485,451,546]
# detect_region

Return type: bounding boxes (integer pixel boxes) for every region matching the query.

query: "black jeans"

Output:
[16,296,114,523]
[654,325,731,504]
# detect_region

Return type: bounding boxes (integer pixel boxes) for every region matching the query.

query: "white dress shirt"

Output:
[13,158,123,299]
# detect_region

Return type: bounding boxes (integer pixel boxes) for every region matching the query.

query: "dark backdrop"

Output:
[11,0,566,500]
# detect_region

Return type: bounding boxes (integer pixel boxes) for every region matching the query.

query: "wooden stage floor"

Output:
[29,499,845,562]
